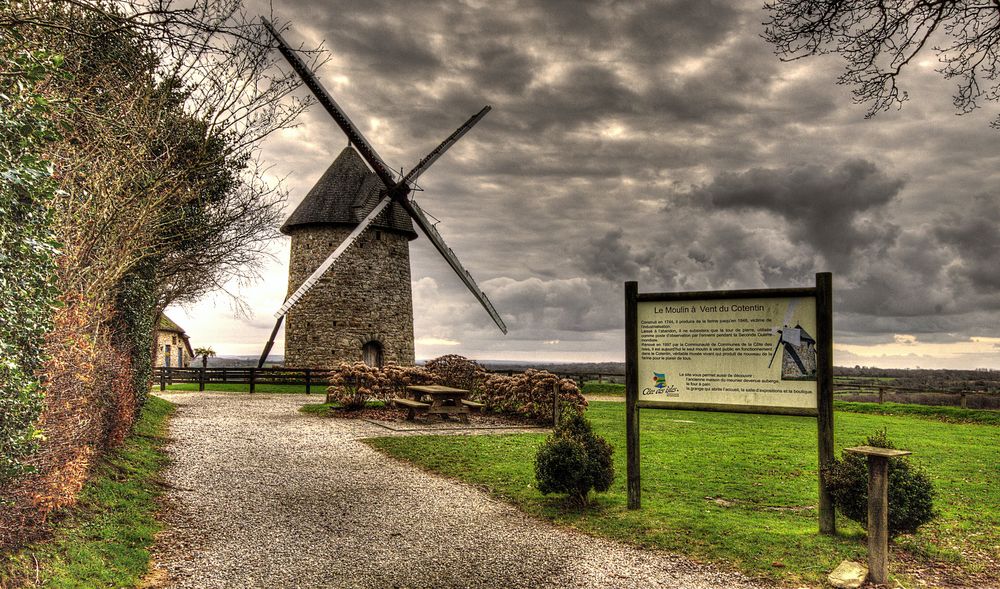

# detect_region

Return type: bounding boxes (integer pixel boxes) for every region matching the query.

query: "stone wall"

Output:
[153,330,191,367]
[284,225,415,368]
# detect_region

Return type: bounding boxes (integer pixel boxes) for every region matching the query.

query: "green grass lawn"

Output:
[299,400,386,415]
[0,396,174,588]
[366,401,998,586]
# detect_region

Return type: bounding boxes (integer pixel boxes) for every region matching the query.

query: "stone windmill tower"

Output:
[280,147,418,368]
[257,19,507,369]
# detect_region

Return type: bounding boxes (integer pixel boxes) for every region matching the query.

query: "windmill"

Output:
[257,18,507,368]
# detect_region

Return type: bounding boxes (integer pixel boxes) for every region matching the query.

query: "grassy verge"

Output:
[157,382,318,394]
[835,400,1000,425]
[0,396,175,588]
[366,401,998,586]
[299,400,386,415]
[581,381,625,395]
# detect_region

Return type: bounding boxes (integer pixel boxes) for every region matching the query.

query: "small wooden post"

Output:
[625,281,641,510]
[199,367,205,392]
[159,369,166,391]
[878,387,884,404]
[845,446,912,585]
[222,368,228,383]
[552,381,560,428]
[305,369,312,395]
[960,392,967,409]
[249,368,256,394]
[816,272,836,535]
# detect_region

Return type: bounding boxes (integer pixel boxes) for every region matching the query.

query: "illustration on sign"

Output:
[766,299,817,381]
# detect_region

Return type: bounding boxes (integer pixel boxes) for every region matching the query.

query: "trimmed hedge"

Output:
[0,44,62,486]
[535,411,614,505]
[825,429,936,537]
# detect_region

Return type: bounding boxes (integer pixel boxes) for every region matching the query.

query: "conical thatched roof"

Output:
[280,146,417,239]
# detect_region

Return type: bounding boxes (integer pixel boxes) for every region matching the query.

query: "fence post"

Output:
[305,369,311,395]
[960,392,967,409]
[250,368,256,394]
[878,387,884,404]
[199,367,206,392]
[159,368,166,391]
[552,381,560,428]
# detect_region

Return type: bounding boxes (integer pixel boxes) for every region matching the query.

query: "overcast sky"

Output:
[169,0,1000,369]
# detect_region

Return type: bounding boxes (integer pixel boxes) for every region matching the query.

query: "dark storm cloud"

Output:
[624,0,740,62]
[225,0,1000,367]
[935,194,1000,293]
[688,159,904,272]
[577,228,646,282]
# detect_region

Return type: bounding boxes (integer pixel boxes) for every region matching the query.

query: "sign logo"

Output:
[643,371,679,396]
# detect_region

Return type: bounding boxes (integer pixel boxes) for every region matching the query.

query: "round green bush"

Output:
[825,429,936,537]
[534,412,614,504]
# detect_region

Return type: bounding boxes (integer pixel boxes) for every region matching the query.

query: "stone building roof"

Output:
[280,146,417,240]
[158,313,187,334]
[157,313,194,357]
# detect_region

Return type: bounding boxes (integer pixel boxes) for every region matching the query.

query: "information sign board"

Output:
[624,273,835,535]
[636,295,818,414]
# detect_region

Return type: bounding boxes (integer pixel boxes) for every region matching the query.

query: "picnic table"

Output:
[391,385,484,422]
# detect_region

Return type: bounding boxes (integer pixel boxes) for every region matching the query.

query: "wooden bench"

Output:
[460,399,485,412]
[392,397,430,421]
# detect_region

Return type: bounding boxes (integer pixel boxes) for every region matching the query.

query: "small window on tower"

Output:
[333,320,341,327]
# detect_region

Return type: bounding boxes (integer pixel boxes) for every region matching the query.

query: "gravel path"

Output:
[152,392,775,589]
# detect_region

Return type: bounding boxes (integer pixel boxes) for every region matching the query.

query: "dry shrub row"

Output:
[479,370,587,422]
[325,356,586,422]
[0,298,138,547]
[325,362,437,409]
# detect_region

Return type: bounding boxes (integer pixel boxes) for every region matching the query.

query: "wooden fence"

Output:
[153,369,996,408]
[154,366,625,393]
[834,379,999,409]
[154,367,335,394]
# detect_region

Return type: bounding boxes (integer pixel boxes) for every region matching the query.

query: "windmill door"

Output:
[362,341,384,368]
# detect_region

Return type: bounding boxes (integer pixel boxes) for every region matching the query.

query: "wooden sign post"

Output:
[625,273,835,534]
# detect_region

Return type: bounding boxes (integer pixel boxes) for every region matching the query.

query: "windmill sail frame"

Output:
[257,17,507,366]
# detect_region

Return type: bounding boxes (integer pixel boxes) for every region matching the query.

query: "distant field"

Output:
[367,401,998,587]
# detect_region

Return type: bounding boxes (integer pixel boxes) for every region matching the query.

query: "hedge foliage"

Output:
[0,39,62,486]
[323,356,587,422]
[825,429,936,537]
[325,362,435,409]
[112,261,158,409]
[535,411,614,505]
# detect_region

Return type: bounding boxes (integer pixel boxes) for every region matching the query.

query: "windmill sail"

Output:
[257,17,507,366]
[403,199,508,334]
[262,18,397,187]
[275,196,393,318]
